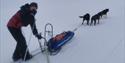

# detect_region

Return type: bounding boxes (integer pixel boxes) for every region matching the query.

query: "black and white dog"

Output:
[79,13,90,25]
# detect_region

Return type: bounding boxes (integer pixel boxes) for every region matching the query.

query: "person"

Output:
[7,2,42,61]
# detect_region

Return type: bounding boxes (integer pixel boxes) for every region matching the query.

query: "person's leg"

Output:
[7,27,32,61]
[7,27,22,61]
[17,31,32,61]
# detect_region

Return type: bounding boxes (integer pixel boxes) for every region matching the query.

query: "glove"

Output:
[35,33,42,39]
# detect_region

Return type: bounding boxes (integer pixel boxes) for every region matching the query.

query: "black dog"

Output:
[79,13,90,25]
[98,9,109,18]
[90,9,109,25]
[90,14,100,25]
[97,11,103,18]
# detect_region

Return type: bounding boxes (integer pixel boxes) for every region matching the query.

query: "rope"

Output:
[72,24,83,32]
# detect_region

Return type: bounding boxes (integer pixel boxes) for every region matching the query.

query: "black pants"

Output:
[7,27,30,59]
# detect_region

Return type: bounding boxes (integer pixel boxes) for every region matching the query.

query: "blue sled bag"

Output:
[47,31,74,53]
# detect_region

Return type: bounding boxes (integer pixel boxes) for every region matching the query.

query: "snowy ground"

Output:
[0,0,125,63]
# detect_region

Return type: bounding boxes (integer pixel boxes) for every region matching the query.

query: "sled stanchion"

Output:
[44,23,53,41]
[42,37,50,63]
[30,23,53,63]
[44,38,50,63]
[37,37,50,63]
[42,23,53,63]
[38,39,44,52]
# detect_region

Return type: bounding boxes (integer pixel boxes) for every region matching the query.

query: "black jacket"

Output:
[20,4,38,35]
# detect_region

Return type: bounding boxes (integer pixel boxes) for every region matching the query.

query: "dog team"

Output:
[79,9,109,25]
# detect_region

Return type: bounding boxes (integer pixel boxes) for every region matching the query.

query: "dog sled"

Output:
[47,31,74,55]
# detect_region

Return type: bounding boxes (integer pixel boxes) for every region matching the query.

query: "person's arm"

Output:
[30,15,42,39]
[30,21,38,35]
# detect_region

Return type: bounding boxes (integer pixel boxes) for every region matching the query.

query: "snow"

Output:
[0,0,125,63]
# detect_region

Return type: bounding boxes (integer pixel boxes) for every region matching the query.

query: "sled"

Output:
[47,31,74,55]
